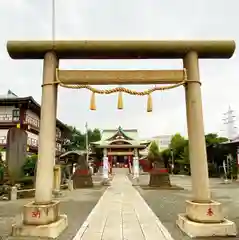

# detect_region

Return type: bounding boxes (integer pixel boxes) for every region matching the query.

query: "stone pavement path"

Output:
[137,174,239,240]
[73,173,174,240]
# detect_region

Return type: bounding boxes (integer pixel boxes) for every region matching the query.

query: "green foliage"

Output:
[169,133,188,163]
[148,140,161,161]
[170,133,186,150]
[0,147,3,161]
[205,133,229,165]
[182,140,189,164]
[0,163,4,182]
[22,154,38,176]
[95,148,103,161]
[162,132,231,176]
[161,148,171,160]
[205,133,228,147]
[16,176,34,188]
[64,126,101,151]
[0,148,6,182]
[65,126,84,150]
[88,129,101,143]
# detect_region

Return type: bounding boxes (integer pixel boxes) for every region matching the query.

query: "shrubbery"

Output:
[22,154,38,176]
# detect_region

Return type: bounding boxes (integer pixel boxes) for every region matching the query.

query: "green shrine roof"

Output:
[91,126,149,147]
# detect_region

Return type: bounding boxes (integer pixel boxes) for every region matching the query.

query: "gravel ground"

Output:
[135,174,239,240]
[0,176,106,240]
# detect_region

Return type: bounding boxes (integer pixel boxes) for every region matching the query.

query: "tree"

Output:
[22,154,38,176]
[170,133,187,160]
[148,141,171,187]
[204,133,230,177]
[161,148,171,169]
[64,126,101,151]
[88,129,101,143]
[148,140,166,168]
[182,141,189,164]
[205,133,228,148]
[162,132,230,176]
[205,133,229,165]
[167,133,189,173]
[148,141,160,161]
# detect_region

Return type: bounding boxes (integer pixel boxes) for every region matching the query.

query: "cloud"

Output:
[1,0,239,138]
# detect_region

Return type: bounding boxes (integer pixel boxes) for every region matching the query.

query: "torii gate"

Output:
[7,40,237,238]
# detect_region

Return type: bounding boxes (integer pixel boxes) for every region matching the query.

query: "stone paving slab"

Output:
[0,184,106,240]
[73,173,174,240]
[136,174,239,240]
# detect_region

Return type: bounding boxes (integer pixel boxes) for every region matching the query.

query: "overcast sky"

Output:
[0,0,238,138]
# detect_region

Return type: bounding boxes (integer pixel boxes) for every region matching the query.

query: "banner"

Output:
[103,156,108,179]
[133,157,139,178]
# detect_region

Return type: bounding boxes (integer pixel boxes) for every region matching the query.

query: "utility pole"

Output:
[85,122,89,162]
[170,148,174,175]
[223,106,238,141]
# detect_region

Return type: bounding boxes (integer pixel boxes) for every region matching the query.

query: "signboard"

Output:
[133,157,139,178]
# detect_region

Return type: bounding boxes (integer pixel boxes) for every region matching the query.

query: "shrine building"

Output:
[90,126,149,170]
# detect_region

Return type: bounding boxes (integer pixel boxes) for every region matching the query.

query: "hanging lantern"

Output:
[117,91,123,109]
[90,92,96,110]
[147,94,152,112]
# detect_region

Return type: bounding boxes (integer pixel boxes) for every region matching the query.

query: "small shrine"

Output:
[91,126,149,172]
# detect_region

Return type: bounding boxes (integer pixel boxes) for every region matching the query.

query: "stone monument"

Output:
[72,154,93,188]
[149,159,171,187]
[6,127,27,184]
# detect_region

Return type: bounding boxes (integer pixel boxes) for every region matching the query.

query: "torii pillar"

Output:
[7,40,237,238]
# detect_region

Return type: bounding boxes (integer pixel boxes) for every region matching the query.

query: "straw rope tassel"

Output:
[117,91,123,109]
[90,92,96,110]
[147,94,153,112]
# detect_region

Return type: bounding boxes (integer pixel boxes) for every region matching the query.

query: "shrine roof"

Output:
[101,126,139,141]
[92,139,141,146]
[91,126,150,147]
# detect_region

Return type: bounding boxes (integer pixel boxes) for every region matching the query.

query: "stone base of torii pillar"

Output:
[177,200,237,237]
[12,201,68,238]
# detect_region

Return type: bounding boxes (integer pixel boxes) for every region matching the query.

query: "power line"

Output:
[85,122,89,162]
